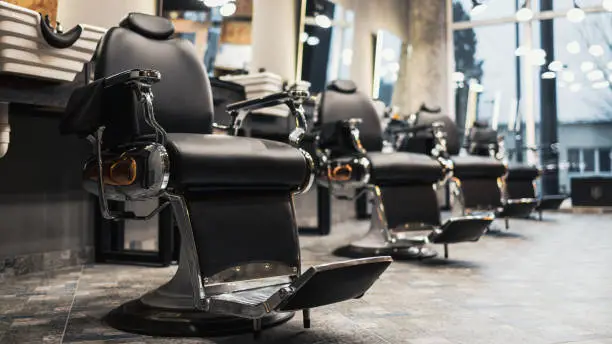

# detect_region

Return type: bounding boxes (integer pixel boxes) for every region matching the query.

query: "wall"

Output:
[57,0,156,28]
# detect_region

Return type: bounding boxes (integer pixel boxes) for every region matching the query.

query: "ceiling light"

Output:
[592,81,610,89]
[516,6,534,22]
[515,46,529,56]
[314,14,332,28]
[566,41,581,54]
[588,45,605,57]
[581,61,595,72]
[542,71,556,79]
[300,32,309,43]
[603,0,612,11]
[471,0,487,16]
[567,2,585,23]
[562,71,576,82]
[570,83,582,92]
[306,36,320,46]
[587,69,605,81]
[219,1,236,16]
[548,60,565,72]
[203,0,230,7]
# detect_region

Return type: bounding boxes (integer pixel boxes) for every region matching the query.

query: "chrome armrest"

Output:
[225,90,309,146]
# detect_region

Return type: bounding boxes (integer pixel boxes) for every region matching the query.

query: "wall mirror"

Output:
[296,0,355,93]
[162,0,253,76]
[371,29,403,107]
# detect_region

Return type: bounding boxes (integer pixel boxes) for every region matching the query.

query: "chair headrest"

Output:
[327,80,357,93]
[120,13,174,40]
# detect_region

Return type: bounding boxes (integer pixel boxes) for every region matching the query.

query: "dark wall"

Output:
[0,112,94,258]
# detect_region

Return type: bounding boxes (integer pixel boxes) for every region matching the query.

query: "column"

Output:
[250,0,298,81]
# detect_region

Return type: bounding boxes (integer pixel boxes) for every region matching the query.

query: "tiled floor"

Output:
[2,212,612,344]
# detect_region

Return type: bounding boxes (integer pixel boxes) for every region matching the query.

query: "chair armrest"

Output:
[224,90,309,146]
[317,118,366,156]
[418,103,442,114]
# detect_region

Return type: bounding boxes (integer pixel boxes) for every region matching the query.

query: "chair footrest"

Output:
[207,256,392,319]
[498,198,538,217]
[428,215,493,244]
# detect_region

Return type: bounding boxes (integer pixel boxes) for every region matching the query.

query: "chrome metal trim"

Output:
[166,193,206,310]
[204,262,297,286]
[449,177,466,217]
[369,185,395,244]
[506,197,538,205]
[295,148,315,195]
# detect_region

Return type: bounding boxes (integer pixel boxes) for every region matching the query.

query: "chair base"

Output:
[104,299,294,338]
[102,258,295,337]
[536,194,568,211]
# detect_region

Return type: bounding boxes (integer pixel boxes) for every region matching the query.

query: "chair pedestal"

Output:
[103,244,294,337]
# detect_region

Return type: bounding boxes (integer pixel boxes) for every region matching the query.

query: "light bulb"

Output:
[566,41,581,54]
[203,0,230,7]
[588,45,605,57]
[548,60,564,72]
[581,61,595,72]
[592,81,610,89]
[306,36,320,46]
[570,83,582,92]
[314,14,332,28]
[219,1,236,16]
[567,7,585,23]
[300,32,309,43]
[587,69,604,81]
[516,7,534,22]
[452,71,466,83]
[562,71,576,82]
[603,0,612,11]
[515,46,528,56]
[541,71,556,79]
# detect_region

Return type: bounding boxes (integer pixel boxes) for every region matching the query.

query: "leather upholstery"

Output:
[413,112,461,155]
[319,81,383,152]
[368,152,443,185]
[95,24,213,140]
[452,155,507,179]
[166,134,308,188]
[94,13,308,189]
[507,162,540,180]
[119,13,174,40]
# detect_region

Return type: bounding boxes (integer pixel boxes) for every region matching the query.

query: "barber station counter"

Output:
[0,72,95,278]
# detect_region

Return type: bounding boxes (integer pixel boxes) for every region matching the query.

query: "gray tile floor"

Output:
[1,212,612,344]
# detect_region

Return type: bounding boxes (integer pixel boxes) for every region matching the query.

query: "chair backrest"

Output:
[413,112,462,155]
[466,123,499,157]
[94,13,214,146]
[319,80,383,152]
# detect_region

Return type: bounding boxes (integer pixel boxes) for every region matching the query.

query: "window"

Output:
[452,0,518,23]
[583,148,595,172]
[567,148,580,172]
[599,148,611,172]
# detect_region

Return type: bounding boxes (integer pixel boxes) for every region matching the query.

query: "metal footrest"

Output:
[207,256,392,319]
[428,215,493,244]
[498,198,538,217]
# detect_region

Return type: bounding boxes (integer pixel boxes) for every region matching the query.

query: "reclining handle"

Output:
[39,14,83,49]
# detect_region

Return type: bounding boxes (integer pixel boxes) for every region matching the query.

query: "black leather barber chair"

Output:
[466,122,568,221]
[392,106,507,228]
[59,13,391,337]
[307,80,492,260]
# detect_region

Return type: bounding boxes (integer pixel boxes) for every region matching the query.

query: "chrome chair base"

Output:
[103,257,294,337]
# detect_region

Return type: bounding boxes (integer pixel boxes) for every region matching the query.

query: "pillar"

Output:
[250,0,298,81]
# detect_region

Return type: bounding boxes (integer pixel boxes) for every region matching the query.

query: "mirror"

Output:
[162,0,253,76]
[296,0,355,93]
[371,30,402,107]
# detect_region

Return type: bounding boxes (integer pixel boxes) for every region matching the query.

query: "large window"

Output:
[450,0,612,194]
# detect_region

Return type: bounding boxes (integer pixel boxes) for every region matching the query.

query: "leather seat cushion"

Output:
[166,134,308,188]
[368,152,444,185]
[507,162,540,181]
[452,155,506,179]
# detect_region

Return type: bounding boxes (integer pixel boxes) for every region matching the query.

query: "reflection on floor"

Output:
[2,213,612,344]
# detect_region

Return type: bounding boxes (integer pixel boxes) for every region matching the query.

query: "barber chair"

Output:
[59,13,391,337]
[466,122,568,221]
[392,106,507,229]
[307,80,492,260]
